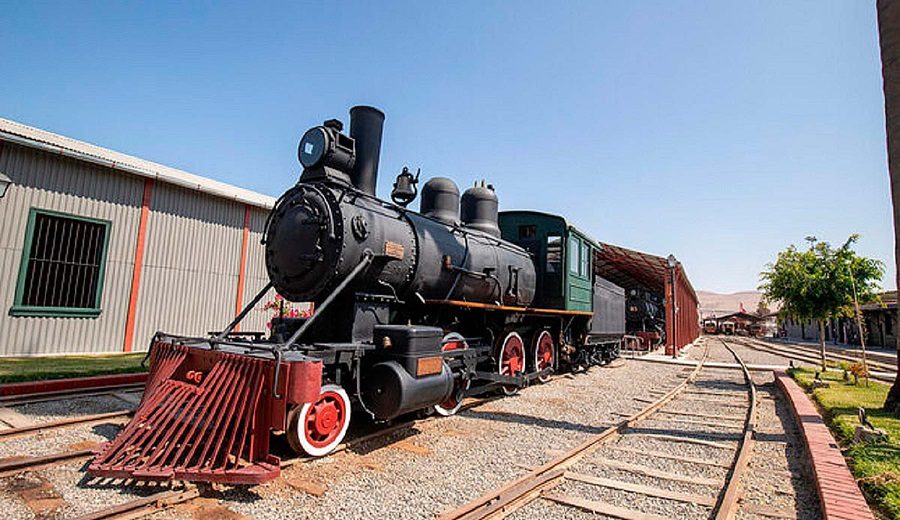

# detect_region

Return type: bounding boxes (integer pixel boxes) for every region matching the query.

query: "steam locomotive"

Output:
[89,107,625,485]
[626,288,666,346]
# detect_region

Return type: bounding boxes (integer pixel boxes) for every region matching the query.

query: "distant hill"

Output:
[697,290,774,317]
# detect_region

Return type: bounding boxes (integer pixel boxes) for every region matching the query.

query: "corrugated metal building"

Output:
[594,243,701,353]
[0,118,278,356]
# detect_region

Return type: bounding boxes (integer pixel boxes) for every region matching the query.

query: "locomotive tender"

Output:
[89,107,625,485]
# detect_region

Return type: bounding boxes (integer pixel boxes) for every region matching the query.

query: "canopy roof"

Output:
[594,242,696,300]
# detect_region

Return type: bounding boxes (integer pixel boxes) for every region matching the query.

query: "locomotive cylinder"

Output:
[363,361,453,420]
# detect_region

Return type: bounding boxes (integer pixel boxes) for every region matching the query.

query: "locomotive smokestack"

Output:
[349,106,385,196]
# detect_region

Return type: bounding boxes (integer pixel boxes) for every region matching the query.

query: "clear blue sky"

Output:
[2,1,893,293]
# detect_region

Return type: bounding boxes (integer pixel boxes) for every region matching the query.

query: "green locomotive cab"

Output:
[498,211,600,312]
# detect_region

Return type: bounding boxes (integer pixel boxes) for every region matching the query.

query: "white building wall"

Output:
[131,183,245,351]
[0,143,143,355]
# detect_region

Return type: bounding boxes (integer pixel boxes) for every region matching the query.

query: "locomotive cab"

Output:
[499,211,625,366]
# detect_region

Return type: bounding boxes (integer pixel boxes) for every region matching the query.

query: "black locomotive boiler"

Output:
[89,106,626,485]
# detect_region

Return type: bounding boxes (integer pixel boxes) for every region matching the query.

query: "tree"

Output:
[755,301,771,317]
[759,235,883,371]
[877,0,900,415]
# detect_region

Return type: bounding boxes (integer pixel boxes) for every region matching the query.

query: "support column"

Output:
[233,204,251,332]
[664,272,674,355]
[122,178,154,353]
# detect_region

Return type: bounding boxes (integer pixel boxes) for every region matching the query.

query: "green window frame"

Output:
[10,208,111,318]
[568,236,580,274]
[580,241,590,276]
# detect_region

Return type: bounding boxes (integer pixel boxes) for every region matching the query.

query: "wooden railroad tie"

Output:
[655,409,746,422]
[564,471,718,506]
[613,445,732,468]
[588,457,722,487]
[542,493,670,520]
[629,432,736,450]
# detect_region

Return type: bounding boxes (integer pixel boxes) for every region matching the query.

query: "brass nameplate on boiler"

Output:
[416,356,443,377]
[384,241,405,259]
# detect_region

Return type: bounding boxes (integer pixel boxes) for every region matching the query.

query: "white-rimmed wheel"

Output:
[497,331,525,396]
[434,333,470,416]
[287,384,351,457]
[532,329,555,383]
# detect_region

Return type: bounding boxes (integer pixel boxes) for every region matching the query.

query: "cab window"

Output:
[546,235,562,273]
[518,225,536,239]
[581,241,590,276]
[569,236,580,274]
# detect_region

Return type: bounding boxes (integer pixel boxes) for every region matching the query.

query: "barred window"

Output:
[12,209,111,317]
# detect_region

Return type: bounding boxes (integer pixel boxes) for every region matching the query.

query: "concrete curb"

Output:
[774,371,875,520]
[0,372,148,397]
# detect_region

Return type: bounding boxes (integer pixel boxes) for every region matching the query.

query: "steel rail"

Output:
[744,337,896,372]
[731,337,895,382]
[438,341,713,520]
[72,487,200,520]
[0,448,95,478]
[0,410,133,441]
[68,391,507,519]
[713,339,758,520]
[0,383,145,407]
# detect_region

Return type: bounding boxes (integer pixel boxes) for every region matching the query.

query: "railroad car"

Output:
[89,107,626,485]
[721,321,736,335]
[625,288,665,347]
[703,319,718,335]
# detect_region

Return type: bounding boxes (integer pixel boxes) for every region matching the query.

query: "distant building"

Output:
[0,118,280,357]
[713,311,773,336]
[780,291,897,347]
[861,291,897,348]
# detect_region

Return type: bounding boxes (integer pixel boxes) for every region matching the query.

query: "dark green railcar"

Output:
[498,211,601,312]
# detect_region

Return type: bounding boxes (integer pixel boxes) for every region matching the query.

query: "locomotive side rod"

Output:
[215,281,275,340]
[282,250,374,349]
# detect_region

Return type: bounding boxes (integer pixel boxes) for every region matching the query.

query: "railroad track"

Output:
[18,391,508,519]
[0,384,143,440]
[0,382,145,408]
[763,338,896,365]
[729,337,896,382]
[744,336,896,372]
[440,339,758,520]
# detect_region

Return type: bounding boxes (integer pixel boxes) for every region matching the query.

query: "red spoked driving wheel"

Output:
[287,384,351,457]
[498,331,525,395]
[434,332,470,416]
[533,330,555,383]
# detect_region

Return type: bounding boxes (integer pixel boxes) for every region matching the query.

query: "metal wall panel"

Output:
[241,207,277,333]
[131,183,245,351]
[0,143,143,355]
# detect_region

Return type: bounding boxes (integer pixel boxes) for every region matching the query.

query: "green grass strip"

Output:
[0,353,147,384]
[790,367,900,519]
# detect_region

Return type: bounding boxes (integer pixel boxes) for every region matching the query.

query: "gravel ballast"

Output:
[0,338,822,519]
[0,359,684,519]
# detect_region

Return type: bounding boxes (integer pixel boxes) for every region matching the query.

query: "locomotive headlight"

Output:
[297,120,356,173]
[298,127,328,168]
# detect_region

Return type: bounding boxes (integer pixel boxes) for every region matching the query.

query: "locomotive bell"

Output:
[390,166,419,207]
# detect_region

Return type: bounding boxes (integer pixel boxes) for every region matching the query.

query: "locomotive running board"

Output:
[89,340,281,485]
[471,367,553,386]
